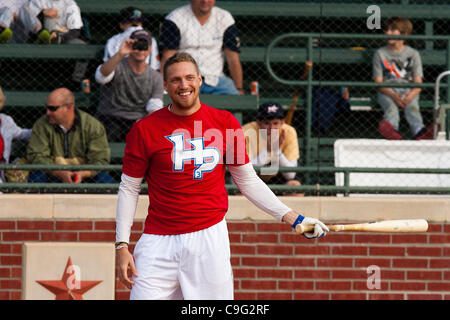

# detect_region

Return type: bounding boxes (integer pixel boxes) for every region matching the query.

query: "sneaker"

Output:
[378,119,403,140]
[0,27,13,44]
[415,123,439,140]
[35,29,51,44]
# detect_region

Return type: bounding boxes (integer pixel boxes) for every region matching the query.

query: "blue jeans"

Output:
[28,171,116,183]
[377,92,424,135]
[200,76,239,95]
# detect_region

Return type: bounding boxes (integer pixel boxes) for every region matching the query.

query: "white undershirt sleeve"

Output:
[228,163,292,221]
[250,150,298,181]
[279,154,297,181]
[95,64,115,85]
[146,98,164,113]
[115,173,143,243]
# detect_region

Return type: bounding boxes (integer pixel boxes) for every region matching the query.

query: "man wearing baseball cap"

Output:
[95,28,164,142]
[103,6,160,71]
[242,102,302,194]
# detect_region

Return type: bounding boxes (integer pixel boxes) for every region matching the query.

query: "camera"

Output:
[132,39,149,51]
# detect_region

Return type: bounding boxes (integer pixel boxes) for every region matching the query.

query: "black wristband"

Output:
[115,241,128,248]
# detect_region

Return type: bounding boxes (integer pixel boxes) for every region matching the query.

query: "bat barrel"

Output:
[359,219,429,233]
[295,219,428,234]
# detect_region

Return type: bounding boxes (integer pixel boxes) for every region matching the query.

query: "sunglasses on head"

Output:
[46,103,69,112]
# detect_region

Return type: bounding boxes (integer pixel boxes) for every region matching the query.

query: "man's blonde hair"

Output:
[163,52,200,81]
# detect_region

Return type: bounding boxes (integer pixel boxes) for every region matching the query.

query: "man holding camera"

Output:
[103,7,160,71]
[95,29,164,142]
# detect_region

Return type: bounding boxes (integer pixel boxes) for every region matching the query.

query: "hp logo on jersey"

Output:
[166,133,220,179]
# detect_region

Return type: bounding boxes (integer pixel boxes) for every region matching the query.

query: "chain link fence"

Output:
[1,0,450,194]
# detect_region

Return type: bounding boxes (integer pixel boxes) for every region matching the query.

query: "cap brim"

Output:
[129,17,148,23]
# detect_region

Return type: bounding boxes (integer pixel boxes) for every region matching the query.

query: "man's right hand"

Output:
[116,246,138,289]
[100,40,136,77]
[119,39,137,57]
[392,92,406,108]
[43,8,58,18]
[52,170,75,183]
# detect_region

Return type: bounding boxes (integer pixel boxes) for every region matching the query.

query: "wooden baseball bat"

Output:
[284,60,313,125]
[295,219,428,234]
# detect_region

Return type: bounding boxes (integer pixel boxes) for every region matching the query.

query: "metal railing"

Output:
[1,164,449,196]
[434,70,450,138]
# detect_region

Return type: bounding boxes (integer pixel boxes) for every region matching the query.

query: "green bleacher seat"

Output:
[299,137,336,167]
[2,91,93,109]
[109,142,125,161]
[0,44,103,60]
[1,45,447,66]
[75,1,450,19]
[3,91,257,111]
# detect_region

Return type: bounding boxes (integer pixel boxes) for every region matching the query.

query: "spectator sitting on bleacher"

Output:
[242,102,302,195]
[95,29,164,142]
[103,6,160,71]
[0,86,32,184]
[27,0,82,43]
[373,17,433,140]
[25,0,89,89]
[26,88,115,184]
[0,0,50,44]
[159,0,244,95]
[0,0,24,43]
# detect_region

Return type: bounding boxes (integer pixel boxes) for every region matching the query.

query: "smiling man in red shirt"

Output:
[115,52,328,300]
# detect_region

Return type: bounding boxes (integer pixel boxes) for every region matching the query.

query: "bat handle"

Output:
[295,223,337,234]
[295,224,314,234]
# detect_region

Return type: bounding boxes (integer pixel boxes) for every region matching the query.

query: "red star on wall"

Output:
[36,257,102,300]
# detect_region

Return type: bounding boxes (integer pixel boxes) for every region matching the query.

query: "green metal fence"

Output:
[1,1,450,195]
[1,164,450,196]
[265,32,450,167]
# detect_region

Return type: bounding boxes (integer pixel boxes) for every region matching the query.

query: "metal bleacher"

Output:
[2,1,450,195]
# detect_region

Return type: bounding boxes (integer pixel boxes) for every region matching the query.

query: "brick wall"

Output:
[1,219,449,300]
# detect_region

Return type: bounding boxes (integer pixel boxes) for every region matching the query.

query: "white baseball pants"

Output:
[130,219,234,300]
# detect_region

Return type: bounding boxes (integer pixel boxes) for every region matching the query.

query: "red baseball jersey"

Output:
[122,103,250,235]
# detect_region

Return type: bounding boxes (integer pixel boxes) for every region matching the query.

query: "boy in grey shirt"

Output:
[95,29,164,142]
[373,17,432,140]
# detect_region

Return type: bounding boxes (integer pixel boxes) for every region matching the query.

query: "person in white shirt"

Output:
[0,0,26,29]
[159,0,244,95]
[0,86,32,184]
[24,0,88,89]
[0,0,46,43]
[25,0,83,44]
[103,6,160,71]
